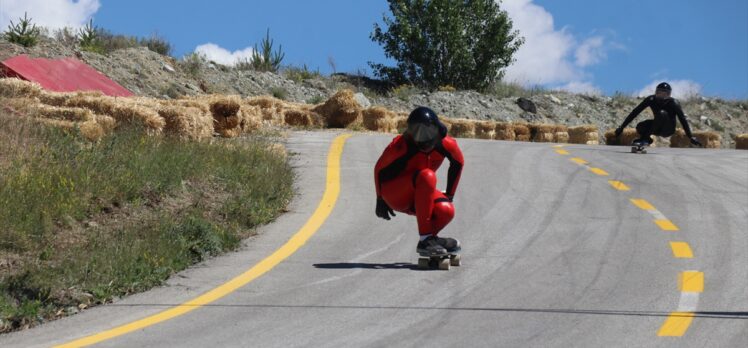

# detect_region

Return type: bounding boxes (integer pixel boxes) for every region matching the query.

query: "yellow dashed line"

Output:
[630,198,656,211]
[607,180,630,191]
[588,167,609,176]
[658,312,695,336]
[669,242,694,258]
[655,219,680,231]
[555,149,570,155]
[679,271,704,292]
[570,157,588,165]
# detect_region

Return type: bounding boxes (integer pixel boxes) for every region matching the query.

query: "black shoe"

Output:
[436,236,461,253]
[417,236,447,256]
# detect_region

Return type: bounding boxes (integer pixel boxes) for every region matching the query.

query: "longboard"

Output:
[418,252,461,270]
[631,143,649,154]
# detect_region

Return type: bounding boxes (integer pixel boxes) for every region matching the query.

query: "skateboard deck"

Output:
[418,252,461,270]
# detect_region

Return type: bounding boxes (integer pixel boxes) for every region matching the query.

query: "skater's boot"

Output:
[436,236,461,253]
[417,236,447,256]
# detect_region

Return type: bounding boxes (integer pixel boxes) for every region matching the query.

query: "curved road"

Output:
[2,131,747,347]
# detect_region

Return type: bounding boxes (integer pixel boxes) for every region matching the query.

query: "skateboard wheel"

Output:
[438,258,450,270]
[450,254,461,266]
[418,258,430,269]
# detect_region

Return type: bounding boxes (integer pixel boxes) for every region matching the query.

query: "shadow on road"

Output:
[313,262,418,270]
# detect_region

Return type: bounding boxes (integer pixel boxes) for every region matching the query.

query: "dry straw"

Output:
[514,123,531,142]
[362,107,396,133]
[604,128,639,146]
[736,134,748,150]
[474,121,496,140]
[494,123,515,141]
[448,119,476,138]
[530,124,554,142]
[569,125,599,145]
[0,78,42,98]
[671,129,721,148]
[313,89,362,128]
[553,125,569,143]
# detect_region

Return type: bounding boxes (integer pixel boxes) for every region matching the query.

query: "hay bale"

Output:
[79,120,105,141]
[34,105,94,122]
[475,121,496,140]
[312,89,362,128]
[209,95,241,118]
[494,123,516,141]
[569,125,599,145]
[676,130,721,149]
[736,134,748,150]
[448,119,476,138]
[158,105,214,139]
[514,123,531,142]
[0,78,42,98]
[604,128,639,146]
[246,95,281,109]
[394,116,408,133]
[239,105,263,132]
[95,114,117,132]
[530,124,555,142]
[553,125,569,143]
[362,107,396,132]
[39,91,69,106]
[284,109,320,128]
[669,129,691,148]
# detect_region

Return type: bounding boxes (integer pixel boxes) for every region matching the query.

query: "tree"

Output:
[249,29,285,73]
[4,12,41,48]
[370,0,523,91]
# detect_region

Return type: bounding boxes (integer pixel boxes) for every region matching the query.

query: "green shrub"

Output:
[285,64,321,83]
[270,87,288,100]
[250,29,285,73]
[3,12,40,47]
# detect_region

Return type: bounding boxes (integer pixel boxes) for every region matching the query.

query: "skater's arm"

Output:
[673,100,694,138]
[374,137,413,197]
[438,136,464,198]
[620,96,652,129]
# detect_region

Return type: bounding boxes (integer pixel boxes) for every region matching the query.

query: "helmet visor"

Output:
[408,122,439,151]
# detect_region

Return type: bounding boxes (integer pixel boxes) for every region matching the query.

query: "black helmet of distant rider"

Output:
[655,82,672,99]
[406,107,447,152]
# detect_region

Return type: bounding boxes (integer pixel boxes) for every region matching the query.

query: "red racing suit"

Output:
[374,134,464,236]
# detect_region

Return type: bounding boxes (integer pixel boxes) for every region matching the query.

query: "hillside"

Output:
[2,36,746,147]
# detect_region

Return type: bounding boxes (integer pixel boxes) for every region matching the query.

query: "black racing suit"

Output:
[619,95,694,144]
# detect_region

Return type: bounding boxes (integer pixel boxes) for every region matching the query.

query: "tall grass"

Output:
[0,115,293,331]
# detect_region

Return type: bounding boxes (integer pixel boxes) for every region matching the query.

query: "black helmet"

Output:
[406,106,446,152]
[656,82,672,93]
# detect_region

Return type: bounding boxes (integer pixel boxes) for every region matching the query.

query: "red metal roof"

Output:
[1,55,133,97]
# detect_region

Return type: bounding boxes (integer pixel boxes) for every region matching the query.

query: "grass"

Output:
[284,64,321,83]
[0,115,293,331]
[270,87,289,100]
[489,81,547,98]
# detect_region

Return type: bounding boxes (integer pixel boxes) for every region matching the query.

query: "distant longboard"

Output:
[418,252,461,270]
[631,142,649,154]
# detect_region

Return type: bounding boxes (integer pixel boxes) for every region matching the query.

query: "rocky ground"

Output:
[2,36,746,147]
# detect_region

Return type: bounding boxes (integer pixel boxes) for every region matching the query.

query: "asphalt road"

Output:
[2,131,747,347]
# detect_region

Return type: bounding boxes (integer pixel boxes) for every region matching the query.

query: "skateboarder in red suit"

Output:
[374,107,464,256]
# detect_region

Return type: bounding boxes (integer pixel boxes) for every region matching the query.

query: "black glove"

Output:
[690,137,702,147]
[375,197,395,220]
[614,127,623,137]
[443,191,454,202]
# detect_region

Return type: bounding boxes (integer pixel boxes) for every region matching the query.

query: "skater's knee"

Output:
[414,169,437,188]
[433,201,455,220]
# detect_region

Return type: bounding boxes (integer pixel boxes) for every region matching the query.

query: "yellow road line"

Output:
[679,271,704,292]
[655,219,680,231]
[588,167,609,176]
[555,149,570,155]
[669,242,694,258]
[630,198,656,211]
[569,157,588,165]
[658,312,695,336]
[54,134,353,348]
[607,180,630,191]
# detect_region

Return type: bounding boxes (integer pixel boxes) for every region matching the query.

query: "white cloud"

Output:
[637,79,702,99]
[575,36,605,67]
[558,81,602,96]
[194,43,254,66]
[0,0,100,30]
[499,0,620,94]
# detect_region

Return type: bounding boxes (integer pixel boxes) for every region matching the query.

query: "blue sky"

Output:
[1,0,746,98]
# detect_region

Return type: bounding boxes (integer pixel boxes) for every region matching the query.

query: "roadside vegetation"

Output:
[0,110,294,332]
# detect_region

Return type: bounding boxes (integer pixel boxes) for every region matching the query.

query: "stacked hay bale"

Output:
[736,134,748,150]
[209,95,242,138]
[514,123,531,142]
[494,123,515,141]
[604,128,639,145]
[157,105,214,140]
[362,107,397,133]
[283,107,322,128]
[671,129,721,148]
[530,124,555,142]
[569,125,599,145]
[394,114,408,133]
[238,104,263,132]
[245,96,285,125]
[312,89,362,128]
[447,119,476,138]
[65,95,165,133]
[553,125,569,143]
[0,78,42,98]
[474,121,496,140]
